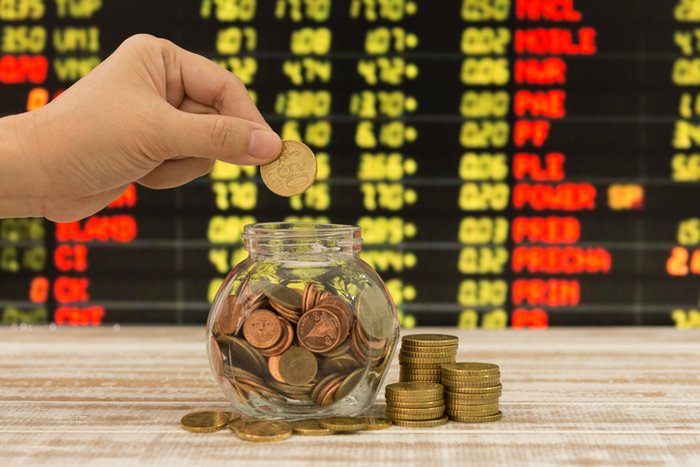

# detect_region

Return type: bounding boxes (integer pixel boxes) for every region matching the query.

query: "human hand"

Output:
[0,34,281,222]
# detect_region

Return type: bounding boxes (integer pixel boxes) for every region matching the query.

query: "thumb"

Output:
[159,109,282,165]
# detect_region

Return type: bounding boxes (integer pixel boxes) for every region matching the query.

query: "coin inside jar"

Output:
[278,346,318,386]
[242,309,283,350]
[356,287,393,340]
[297,308,342,353]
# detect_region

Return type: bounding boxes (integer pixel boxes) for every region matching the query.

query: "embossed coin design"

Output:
[180,411,230,433]
[260,139,317,197]
[297,308,342,353]
[242,309,282,349]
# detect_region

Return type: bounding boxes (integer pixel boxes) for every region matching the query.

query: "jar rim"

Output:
[243,222,360,239]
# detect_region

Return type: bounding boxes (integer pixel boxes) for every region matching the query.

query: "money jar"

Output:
[206,222,400,419]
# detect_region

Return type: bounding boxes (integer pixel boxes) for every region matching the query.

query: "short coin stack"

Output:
[384,382,448,427]
[398,334,458,383]
[441,362,502,423]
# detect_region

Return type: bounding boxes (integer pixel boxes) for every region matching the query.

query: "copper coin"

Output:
[260,139,317,197]
[268,355,285,383]
[321,296,354,328]
[242,309,283,349]
[297,309,342,353]
[209,337,224,380]
[260,317,294,357]
[312,373,341,404]
[314,304,349,343]
[319,378,343,407]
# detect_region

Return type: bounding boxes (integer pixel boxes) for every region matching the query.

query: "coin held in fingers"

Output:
[261,140,317,197]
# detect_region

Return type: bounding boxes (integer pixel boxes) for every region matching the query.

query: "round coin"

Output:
[386,412,445,421]
[449,411,503,423]
[356,287,394,340]
[180,410,230,433]
[334,367,365,401]
[262,282,303,311]
[278,347,318,386]
[297,308,342,353]
[440,372,501,383]
[391,415,449,428]
[385,406,445,416]
[291,419,333,436]
[445,383,502,395]
[318,416,367,432]
[385,398,446,409]
[385,382,444,398]
[442,379,501,389]
[364,417,392,430]
[401,344,458,354]
[242,309,282,349]
[235,420,293,442]
[441,362,500,376]
[401,334,458,347]
[261,139,317,197]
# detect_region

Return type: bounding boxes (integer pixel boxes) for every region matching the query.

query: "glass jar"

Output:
[206,222,399,419]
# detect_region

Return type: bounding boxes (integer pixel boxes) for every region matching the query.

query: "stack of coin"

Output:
[384,382,448,427]
[440,362,502,423]
[398,334,458,383]
[210,280,394,406]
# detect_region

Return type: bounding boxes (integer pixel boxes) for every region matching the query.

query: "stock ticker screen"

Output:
[1,0,700,329]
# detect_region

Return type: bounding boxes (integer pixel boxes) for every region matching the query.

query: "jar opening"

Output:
[243,222,362,256]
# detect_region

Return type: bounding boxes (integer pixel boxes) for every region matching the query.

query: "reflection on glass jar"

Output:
[206,222,399,419]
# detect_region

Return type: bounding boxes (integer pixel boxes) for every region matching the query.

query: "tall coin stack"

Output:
[384,382,448,427]
[440,362,502,423]
[398,334,458,383]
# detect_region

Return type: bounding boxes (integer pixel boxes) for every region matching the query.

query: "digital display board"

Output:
[2,0,700,329]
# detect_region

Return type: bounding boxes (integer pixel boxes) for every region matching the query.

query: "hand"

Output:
[0,34,281,222]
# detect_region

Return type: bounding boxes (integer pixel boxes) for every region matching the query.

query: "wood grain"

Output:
[0,327,698,466]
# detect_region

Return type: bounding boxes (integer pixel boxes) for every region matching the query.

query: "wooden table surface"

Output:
[1,326,699,467]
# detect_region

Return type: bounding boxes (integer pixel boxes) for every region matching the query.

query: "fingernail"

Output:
[248,130,281,161]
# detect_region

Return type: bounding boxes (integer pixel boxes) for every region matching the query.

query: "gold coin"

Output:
[386,406,445,416]
[441,362,499,376]
[355,287,394,340]
[449,411,503,423]
[400,355,455,363]
[290,419,333,436]
[181,410,230,433]
[401,344,458,354]
[318,416,368,431]
[335,367,365,401]
[445,401,499,412]
[385,382,444,397]
[445,395,501,405]
[364,417,393,430]
[386,399,446,409]
[400,350,456,359]
[262,282,303,311]
[278,347,318,386]
[445,384,502,395]
[399,374,441,383]
[386,394,444,403]
[401,334,458,347]
[391,415,449,428]
[260,139,317,197]
[446,408,499,417]
[234,420,293,442]
[442,379,500,389]
[386,411,445,421]
[441,372,501,382]
[400,363,444,369]
[399,367,443,375]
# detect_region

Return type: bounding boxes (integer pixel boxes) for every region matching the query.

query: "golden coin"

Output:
[445,383,502,395]
[262,282,303,311]
[391,415,449,428]
[386,412,445,421]
[399,374,441,383]
[335,367,365,401]
[441,372,501,382]
[322,355,361,375]
[386,398,446,409]
[364,417,392,430]
[400,350,456,359]
[449,411,503,423]
[235,420,293,442]
[385,393,444,403]
[441,362,500,376]
[400,363,444,369]
[446,408,499,417]
[386,406,445,416]
[355,287,394,340]
[278,347,318,386]
[401,334,458,347]
[401,344,458,354]
[385,382,444,397]
[445,395,501,405]
[180,410,230,433]
[291,419,333,436]
[260,139,317,197]
[318,416,368,431]
[399,369,443,377]
[400,356,455,365]
[442,379,500,389]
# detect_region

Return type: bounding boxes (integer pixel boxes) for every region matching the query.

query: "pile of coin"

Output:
[181,411,392,441]
[211,279,394,406]
[441,362,503,423]
[398,334,458,383]
[384,382,448,427]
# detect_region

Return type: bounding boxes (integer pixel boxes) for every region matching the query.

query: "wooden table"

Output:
[1,327,699,466]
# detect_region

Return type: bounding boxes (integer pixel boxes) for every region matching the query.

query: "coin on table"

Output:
[356,287,394,340]
[364,417,392,430]
[278,346,318,386]
[318,416,368,431]
[181,410,230,433]
[441,362,500,376]
[235,420,293,442]
[260,139,317,197]
[290,419,333,436]
[391,415,449,428]
[401,334,459,347]
[449,411,503,423]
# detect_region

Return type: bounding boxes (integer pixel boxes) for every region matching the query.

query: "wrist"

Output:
[0,112,46,218]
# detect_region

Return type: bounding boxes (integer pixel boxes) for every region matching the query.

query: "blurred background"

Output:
[1,0,697,329]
